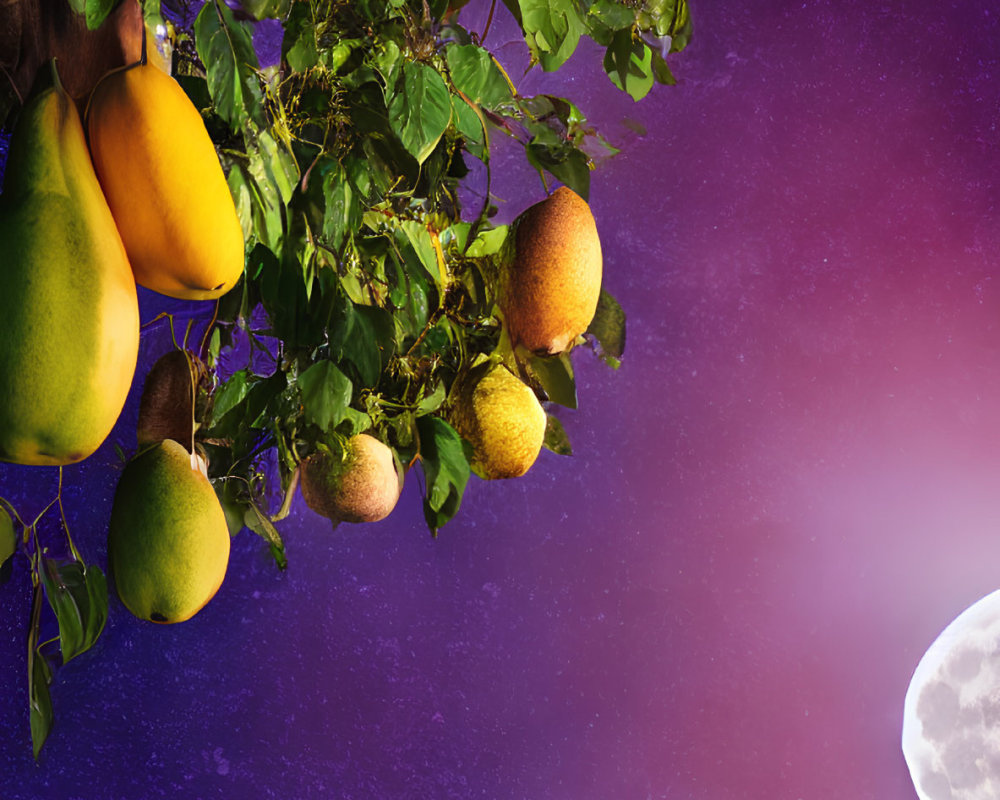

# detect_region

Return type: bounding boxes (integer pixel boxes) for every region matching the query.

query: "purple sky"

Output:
[3,1,1000,797]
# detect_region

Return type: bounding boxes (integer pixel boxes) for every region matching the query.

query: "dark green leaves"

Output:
[387,61,453,165]
[194,0,265,132]
[321,162,360,252]
[417,417,471,534]
[523,351,577,409]
[299,361,353,431]
[20,488,108,759]
[210,369,251,425]
[39,559,108,664]
[28,583,52,760]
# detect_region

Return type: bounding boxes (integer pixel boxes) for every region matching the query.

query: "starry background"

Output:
[3,1,1000,797]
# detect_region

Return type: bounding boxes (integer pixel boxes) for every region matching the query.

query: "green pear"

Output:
[0,60,139,465]
[108,439,230,623]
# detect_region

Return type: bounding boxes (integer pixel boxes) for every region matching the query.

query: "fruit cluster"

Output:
[0,0,686,758]
[0,8,604,627]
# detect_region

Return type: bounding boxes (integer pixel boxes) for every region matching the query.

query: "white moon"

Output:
[903,589,1000,799]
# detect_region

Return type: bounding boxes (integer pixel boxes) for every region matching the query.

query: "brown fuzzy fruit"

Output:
[299,434,402,524]
[136,349,205,451]
[450,362,546,480]
[501,186,603,354]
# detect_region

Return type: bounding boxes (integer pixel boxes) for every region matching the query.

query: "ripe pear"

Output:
[108,439,230,623]
[300,434,402,524]
[501,186,603,354]
[0,61,139,465]
[86,59,245,300]
[450,361,546,479]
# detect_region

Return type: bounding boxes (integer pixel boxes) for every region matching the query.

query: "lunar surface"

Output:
[903,590,1000,799]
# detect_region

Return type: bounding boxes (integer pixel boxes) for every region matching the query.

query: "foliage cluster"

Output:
[0,0,690,757]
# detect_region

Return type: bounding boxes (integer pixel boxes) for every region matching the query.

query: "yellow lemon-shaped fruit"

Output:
[108,439,230,623]
[451,362,546,479]
[501,186,603,354]
[300,434,402,524]
[86,61,244,300]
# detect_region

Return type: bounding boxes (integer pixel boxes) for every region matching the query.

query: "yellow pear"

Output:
[0,61,138,465]
[300,434,402,524]
[501,186,603,354]
[450,361,546,479]
[86,59,244,300]
[108,439,230,623]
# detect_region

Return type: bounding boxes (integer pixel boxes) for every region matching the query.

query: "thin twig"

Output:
[481,0,497,44]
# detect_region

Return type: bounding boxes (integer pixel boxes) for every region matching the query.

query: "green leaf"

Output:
[417,381,447,415]
[372,40,403,91]
[416,416,470,533]
[244,501,287,569]
[194,1,264,131]
[321,163,359,251]
[142,0,163,28]
[603,29,655,101]
[239,0,290,21]
[513,0,586,71]
[587,288,626,366]
[543,413,572,455]
[524,135,591,200]
[243,371,290,429]
[450,95,487,160]
[255,130,299,207]
[464,225,509,257]
[29,646,52,760]
[0,505,14,568]
[327,300,395,389]
[340,407,373,437]
[210,369,251,425]
[446,44,511,110]
[85,0,118,30]
[39,559,108,664]
[400,220,444,288]
[387,61,453,165]
[244,146,288,251]
[298,361,353,431]
[650,49,677,86]
[587,0,636,33]
[227,164,254,241]
[523,351,577,408]
[638,0,692,48]
[27,584,53,760]
[214,480,247,537]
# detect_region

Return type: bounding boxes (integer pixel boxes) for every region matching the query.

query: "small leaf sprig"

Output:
[0,468,107,759]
